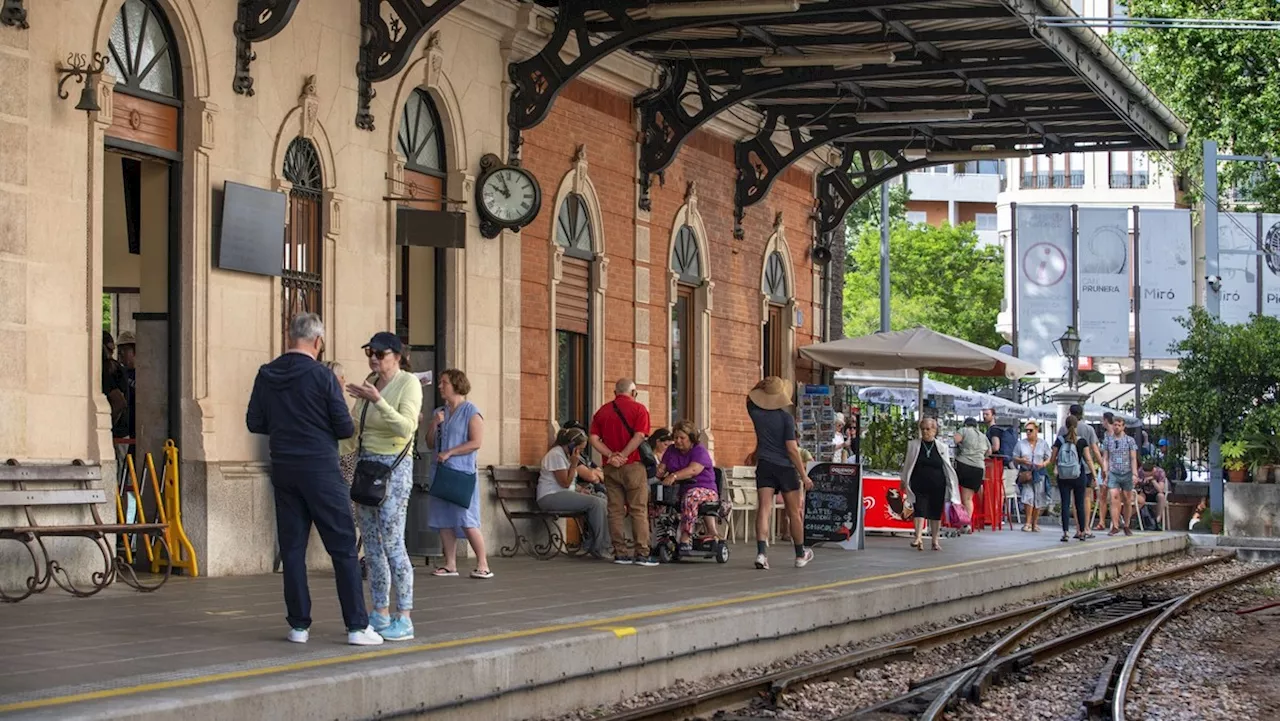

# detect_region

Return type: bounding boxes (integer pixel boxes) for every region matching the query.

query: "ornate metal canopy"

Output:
[515,0,1187,236]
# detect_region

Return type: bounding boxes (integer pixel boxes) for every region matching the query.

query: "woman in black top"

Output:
[900,417,961,551]
[1050,415,1096,542]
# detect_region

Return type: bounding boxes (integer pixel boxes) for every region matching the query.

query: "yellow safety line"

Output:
[0,538,1140,714]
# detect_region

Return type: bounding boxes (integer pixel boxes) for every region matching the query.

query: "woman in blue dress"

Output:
[426,368,492,579]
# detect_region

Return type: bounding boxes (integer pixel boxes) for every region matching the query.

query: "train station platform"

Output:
[0,531,1190,721]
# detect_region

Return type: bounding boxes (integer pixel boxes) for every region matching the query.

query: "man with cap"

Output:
[1059,404,1101,532]
[116,331,138,441]
[246,312,383,646]
[746,376,813,570]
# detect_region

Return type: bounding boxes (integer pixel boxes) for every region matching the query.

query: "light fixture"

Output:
[56,51,107,113]
[760,51,895,67]
[642,0,800,20]
[1054,326,1082,389]
[855,109,976,124]
[923,149,1033,161]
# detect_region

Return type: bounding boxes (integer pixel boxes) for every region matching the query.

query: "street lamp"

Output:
[1054,326,1081,390]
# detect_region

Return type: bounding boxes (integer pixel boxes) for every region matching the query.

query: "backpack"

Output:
[1058,440,1081,480]
[992,425,1018,460]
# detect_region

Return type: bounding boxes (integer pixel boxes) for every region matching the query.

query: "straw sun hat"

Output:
[748,376,793,410]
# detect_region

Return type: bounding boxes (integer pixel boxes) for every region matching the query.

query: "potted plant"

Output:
[1246,432,1280,483]
[1222,439,1249,482]
[1207,510,1224,535]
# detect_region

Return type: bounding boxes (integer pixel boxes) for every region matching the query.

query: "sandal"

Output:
[431,567,459,577]
[470,569,494,580]
[910,539,924,551]
[931,541,943,551]
[1021,525,1031,532]
[1060,534,1070,543]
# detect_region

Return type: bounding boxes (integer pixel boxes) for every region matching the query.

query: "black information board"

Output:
[215,181,286,277]
[803,462,863,544]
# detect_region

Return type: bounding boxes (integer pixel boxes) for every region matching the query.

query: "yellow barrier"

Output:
[113,453,157,565]
[150,440,199,577]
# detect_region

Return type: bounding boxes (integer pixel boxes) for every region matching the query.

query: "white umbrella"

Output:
[801,327,1039,380]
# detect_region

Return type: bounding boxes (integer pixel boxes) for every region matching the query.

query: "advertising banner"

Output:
[1016,205,1073,378]
[1219,212,1260,324]
[1262,214,1280,319]
[1138,209,1194,359]
[1077,207,1131,357]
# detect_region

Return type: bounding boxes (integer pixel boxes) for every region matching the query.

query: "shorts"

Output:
[956,462,985,492]
[755,459,800,493]
[1107,472,1134,492]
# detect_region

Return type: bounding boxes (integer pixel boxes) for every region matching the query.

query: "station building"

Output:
[0,0,1185,579]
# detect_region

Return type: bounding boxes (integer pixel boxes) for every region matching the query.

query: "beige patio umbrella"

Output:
[799,326,1039,412]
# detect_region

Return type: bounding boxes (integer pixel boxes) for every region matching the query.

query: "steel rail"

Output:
[590,554,1232,721]
[1112,561,1280,721]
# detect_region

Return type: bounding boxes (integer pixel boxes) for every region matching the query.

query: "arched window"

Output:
[105,0,179,100]
[764,251,788,304]
[762,250,790,378]
[282,137,324,351]
[671,223,702,424]
[397,88,445,177]
[553,192,595,426]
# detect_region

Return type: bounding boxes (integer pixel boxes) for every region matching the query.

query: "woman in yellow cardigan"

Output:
[342,332,422,642]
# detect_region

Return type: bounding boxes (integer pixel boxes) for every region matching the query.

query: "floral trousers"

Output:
[680,487,719,539]
[354,452,414,613]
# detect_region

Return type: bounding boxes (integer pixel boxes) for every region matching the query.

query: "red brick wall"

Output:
[956,201,996,225]
[521,79,818,467]
[906,199,949,226]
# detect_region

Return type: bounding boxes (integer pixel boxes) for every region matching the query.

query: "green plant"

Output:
[1064,576,1103,592]
[1222,440,1248,472]
[862,407,916,472]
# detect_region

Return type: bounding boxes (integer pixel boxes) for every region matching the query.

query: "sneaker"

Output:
[347,626,384,646]
[613,556,633,565]
[380,617,415,642]
[287,627,309,644]
[369,612,391,633]
[634,557,659,567]
[755,553,770,570]
[795,548,814,568]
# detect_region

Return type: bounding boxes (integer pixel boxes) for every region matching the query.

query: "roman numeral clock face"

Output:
[480,168,537,225]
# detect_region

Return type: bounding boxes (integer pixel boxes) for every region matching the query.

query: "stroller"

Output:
[650,468,732,564]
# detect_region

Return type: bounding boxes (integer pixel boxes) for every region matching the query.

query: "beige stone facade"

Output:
[0,0,827,581]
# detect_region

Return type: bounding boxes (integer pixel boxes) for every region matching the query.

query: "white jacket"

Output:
[900,438,962,508]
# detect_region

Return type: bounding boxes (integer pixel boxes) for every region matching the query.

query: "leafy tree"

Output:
[1146,307,1280,449]
[843,220,1005,390]
[1115,0,1280,209]
[825,181,909,341]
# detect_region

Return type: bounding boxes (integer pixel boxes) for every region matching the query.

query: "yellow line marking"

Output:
[0,538,1139,714]
[592,626,637,638]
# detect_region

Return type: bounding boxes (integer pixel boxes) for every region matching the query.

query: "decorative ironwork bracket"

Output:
[1,0,27,29]
[356,0,466,132]
[233,0,302,96]
[813,147,930,235]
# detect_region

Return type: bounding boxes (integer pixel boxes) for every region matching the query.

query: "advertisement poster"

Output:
[1218,212,1260,325]
[1138,209,1194,359]
[1077,207,1131,357]
[804,463,864,549]
[1016,205,1073,378]
[861,474,915,533]
[1262,214,1280,319]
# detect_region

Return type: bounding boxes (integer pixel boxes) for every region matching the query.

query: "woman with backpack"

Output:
[1050,415,1096,542]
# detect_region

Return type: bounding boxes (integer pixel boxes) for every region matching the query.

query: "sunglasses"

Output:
[364,348,391,359]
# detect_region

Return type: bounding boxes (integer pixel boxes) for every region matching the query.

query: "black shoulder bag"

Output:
[611,402,657,474]
[350,400,412,507]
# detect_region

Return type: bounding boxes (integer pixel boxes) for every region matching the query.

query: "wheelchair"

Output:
[649,468,731,564]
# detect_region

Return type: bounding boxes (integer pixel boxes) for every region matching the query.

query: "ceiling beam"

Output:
[631,28,1030,53]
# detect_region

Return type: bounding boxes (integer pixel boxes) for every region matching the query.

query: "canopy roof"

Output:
[857,377,1054,419]
[800,326,1039,379]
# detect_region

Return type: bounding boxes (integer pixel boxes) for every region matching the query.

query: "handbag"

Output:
[611,401,657,473]
[350,401,412,507]
[944,502,971,528]
[427,407,478,507]
[1016,469,1033,485]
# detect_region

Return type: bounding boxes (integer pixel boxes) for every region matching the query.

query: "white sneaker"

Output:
[795,548,814,568]
[287,628,309,644]
[755,553,770,570]
[347,626,385,646]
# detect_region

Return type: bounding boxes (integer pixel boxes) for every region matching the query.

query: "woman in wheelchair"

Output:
[656,420,720,554]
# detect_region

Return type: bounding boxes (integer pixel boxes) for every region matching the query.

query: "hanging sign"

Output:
[1016,205,1073,378]
[1261,214,1280,319]
[1138,209,1194,359]
[1219,212,1260,324]
[1077,207,1131,357]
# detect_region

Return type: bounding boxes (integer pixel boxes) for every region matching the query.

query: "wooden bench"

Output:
[488,465,587,560]
[0,459,170,602]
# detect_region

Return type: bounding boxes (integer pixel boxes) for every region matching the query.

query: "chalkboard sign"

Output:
[804,462,863,546]
[215,181,286,277]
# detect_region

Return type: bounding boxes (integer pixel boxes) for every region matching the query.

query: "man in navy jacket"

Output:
[247,312,382,646]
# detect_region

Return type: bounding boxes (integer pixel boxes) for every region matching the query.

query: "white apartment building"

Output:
[902,160,1005,247]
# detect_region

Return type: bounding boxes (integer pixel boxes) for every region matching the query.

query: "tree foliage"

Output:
[843,220,1005,389]
[825,181,909,341]
[1145,307,1280,449]
[1116,0,1280,209]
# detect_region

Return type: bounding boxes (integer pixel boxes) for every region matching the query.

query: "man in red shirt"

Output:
[590,378,655,566]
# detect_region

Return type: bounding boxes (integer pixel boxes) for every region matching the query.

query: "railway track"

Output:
[587,554,1239,721]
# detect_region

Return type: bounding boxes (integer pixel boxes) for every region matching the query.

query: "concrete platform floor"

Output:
[0,530,1188,720]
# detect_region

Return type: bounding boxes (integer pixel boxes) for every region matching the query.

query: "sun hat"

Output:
[748,376,793,410]
[116,331,137,347]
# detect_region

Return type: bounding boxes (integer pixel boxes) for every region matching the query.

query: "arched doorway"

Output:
[99,0,183,466]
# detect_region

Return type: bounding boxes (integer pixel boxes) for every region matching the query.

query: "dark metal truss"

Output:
[1,0,27,29]
[356,0,467,131]
[234,0,302,96]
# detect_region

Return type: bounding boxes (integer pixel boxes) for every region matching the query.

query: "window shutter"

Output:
[556,257,590,334]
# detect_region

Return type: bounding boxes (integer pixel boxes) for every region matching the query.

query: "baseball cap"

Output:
[362,332,403,354]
